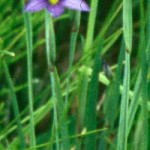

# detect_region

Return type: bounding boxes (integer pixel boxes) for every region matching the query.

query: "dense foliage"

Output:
[0,0,150,150]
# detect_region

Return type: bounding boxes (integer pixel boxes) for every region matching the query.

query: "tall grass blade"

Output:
[117,51,130,150]
[51,69,70,150]
[127,71,142,135]
[117,0,132,148]
[123,0,132,52]
[84,0,99,52]
[45,11,59,150]
[128,0,145,135]
[147,1,150,40]
[65,11,81,104]
[134,42,150,150]
[22,0,36,147]
[84,43,103,150]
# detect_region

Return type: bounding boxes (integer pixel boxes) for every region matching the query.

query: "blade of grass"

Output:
[127,71,142,135]
[22,0,36,147]
[25,128,107,150]
[147,1,150,68]
[117,0,132,148]
[128,0,145,136]
[84,42,103,150]
[128,0,145,134]
[0,99,54,142]
[101,28,123,55]
[49,14,56,62]
[123,0,132,52]
[77,66,90,150]
[45,11,59,150]
[94,1,122,46]
[3,60,25,149]
[65,11,81,105]
[135,32,150,148]
[134,43,149,150]
[146,0,150,40]
[117,51,130,150]
[77,67,89,127]
[84,0,99,52]
[51,69,70,150]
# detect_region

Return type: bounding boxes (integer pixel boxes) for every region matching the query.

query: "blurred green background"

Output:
[0,0,150,150]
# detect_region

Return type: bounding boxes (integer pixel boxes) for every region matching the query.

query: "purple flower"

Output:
[25,0,90,17]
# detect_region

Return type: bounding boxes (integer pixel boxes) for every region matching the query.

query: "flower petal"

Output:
[25,0,48,12]
[47,5,64,17]
[61,0,90,11]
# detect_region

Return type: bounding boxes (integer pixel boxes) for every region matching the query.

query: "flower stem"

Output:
[22,0,36,147]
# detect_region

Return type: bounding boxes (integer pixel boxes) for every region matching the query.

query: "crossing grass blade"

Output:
[65,11,81,104]
[3,60,25,149]
[104,40,125,129]
[94,0,122,46]
[127,71,142,135]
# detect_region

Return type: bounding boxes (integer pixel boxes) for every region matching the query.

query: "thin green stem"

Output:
[84,0,99,52]
[22,0,36,146]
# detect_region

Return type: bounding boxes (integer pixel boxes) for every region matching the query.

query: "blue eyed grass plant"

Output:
[45,11,70,150]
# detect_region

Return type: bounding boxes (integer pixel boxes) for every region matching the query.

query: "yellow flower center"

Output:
[49,0,59,5]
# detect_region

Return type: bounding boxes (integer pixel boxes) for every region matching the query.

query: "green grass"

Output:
[0,0,150,150]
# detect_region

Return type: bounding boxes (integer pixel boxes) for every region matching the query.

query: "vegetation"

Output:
[0,0,149,149]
